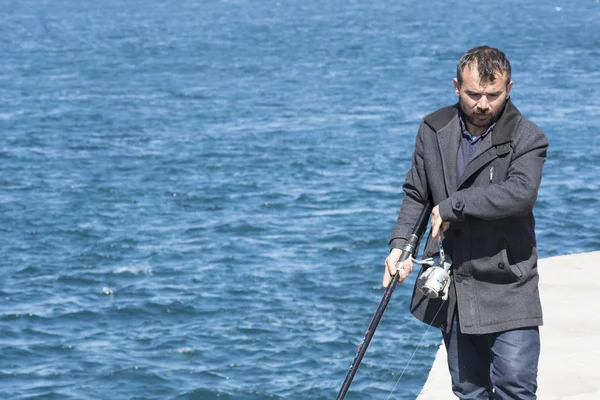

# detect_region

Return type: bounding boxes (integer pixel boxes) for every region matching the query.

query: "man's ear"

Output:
[453,78,460,97]
[506,80,514,96]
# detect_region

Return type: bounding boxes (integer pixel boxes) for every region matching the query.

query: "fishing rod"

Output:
[336,203,432,400]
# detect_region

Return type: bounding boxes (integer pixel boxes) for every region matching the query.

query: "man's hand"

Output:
[431,205,450,241]
[383,248,414,288]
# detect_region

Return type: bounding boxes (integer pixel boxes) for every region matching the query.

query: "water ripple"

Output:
[1,0,599,399]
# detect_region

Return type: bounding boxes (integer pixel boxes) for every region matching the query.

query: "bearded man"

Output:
[383,46,549,399]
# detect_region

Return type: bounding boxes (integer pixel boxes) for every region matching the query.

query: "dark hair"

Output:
[456,46,511,87]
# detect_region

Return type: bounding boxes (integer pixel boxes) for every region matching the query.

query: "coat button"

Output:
[498,262,505,269]
[455,201,463,208]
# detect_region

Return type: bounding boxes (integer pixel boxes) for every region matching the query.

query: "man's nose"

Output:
[477,96,489,110]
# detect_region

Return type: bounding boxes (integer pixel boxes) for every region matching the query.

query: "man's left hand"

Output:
[431,205,449,240]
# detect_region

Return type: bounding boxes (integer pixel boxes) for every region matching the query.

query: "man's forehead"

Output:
[461,66,508,90]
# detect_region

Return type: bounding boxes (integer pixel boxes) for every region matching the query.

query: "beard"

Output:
[459,95,508,128]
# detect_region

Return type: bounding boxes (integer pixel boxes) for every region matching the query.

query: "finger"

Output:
[383,261,393,287]
[403,258,414,272]
[431,224,439,240]
[384,267,397,286]
[382,271,390,288]
[435,216,444,240]
[398,267,407,281]
[434,216,440,235]
[387,259,397,277]
[398,259,412,280]
[431,210,438,234]
[442,222,450,232]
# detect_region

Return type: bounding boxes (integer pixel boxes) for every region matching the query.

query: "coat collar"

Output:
[428,109,461,194]
[490,98,521,147]
[423,99,522,193]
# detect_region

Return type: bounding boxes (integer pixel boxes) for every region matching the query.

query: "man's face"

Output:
[453,65,513,134]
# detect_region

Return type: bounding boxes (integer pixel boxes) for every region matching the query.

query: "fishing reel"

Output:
[412,241,452,301]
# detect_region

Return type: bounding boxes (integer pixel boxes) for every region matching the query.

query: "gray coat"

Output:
[390,99,549,335]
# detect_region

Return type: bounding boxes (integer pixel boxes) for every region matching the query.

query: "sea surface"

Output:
[1,0,599,399]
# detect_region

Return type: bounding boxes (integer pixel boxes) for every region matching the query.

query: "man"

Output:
[383,46,548,399]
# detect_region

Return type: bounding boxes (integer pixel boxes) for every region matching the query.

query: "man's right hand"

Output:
[383,248,414,288]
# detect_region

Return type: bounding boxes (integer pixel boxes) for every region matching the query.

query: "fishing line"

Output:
[385,300,446,400]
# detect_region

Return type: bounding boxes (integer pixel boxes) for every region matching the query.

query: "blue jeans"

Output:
[442,317,540,400]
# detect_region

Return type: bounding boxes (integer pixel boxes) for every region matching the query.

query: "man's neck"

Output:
[465,121,489,136]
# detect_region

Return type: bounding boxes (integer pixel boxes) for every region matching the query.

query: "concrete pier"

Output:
[416,251,600,400]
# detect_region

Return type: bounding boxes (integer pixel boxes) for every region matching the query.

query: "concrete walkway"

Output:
[416,251,600,400]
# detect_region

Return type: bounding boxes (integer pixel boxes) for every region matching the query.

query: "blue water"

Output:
[1,0,599,399]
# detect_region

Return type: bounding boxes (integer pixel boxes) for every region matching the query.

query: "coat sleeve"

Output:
[389,121,431,249]
[438,122,548,222]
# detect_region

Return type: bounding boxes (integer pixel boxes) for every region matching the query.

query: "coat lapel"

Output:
[436,116,461,195]
[457,139,495,188]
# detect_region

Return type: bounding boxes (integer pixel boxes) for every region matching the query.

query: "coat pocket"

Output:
[497,247,522,282]
[473,245,521,284]
[504,240,524,280]
[507,262,524,280]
